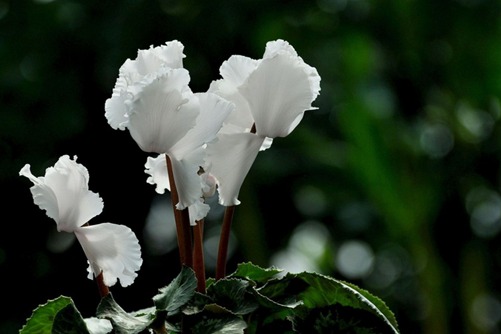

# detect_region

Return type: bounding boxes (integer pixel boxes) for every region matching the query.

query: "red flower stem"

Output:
[165,154,193,268]
[96,272,110,297]
[193,220,206,293]
[216,205,236,280]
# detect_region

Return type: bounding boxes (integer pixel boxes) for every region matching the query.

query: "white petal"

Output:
[263,39,321,99]
[104,76,130,130]
[201,172,217,198]
[263,39,298,59]
[106,41,194,143]
[127,68,198,153]
[206,133,265,206]
[170,92,234,157]
[20,156,103,232]
[20,163,58,221]
[145,155,170,194]
[134,40,185,75]
[219,55,259,87]
[75,223,142,288]
[240,53,319,138]
[168,153,204,210]
[188,199,211,225]
[260,137,274,151]
[84,318,113,334]
[153,40,186,69]
[208,79,254,131]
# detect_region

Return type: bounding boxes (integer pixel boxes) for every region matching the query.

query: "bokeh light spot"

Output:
[336,240,374,279]
[143,196,178,255]
[470,293,501,332]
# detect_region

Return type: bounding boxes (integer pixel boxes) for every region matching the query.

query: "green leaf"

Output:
[300,273,398,333]
[96,293,154,334]
[207,278,259,315]
[293,304,391,334]
[153,266,198,314]
[20,296,90,334]
[228,262,282,284]
[186,311,247,334]
[260,272,399,334]
[340,280,399,332]
[183,291,214,315]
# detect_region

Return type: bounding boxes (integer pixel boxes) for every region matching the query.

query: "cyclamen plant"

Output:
[20,40,400,334]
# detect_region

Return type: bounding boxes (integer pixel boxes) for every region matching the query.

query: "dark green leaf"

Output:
[207,278,259,315]
[20,296,90,334]
[183,291,214,315]
[293,304,392,334]
[185,311,247,334]
[259,272,399,334]
[229,262,282,284]
[153,266,198,314]
[299,273,399,333]
[96,293,154,334]
[340,280,399,332]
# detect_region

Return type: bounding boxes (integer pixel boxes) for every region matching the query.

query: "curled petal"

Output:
[263,39,321,99]
[208,79,254,131]
[105,41,186,132]
[127,68,198,153]
[188,199,211,226]
[263,39,298,59]
[104,76,130,130]
[206,133,265,206]
[170,92,235,157]
[240,53,319,138]
[145,155,170,194]
[168,152,204,210]
[134,40,185,75]
[20,156,103,232]
[75,223,142,288]
[219,55,258,88]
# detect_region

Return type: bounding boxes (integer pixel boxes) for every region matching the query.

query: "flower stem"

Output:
[166,154,193,268]
[96,272,110,297]
[216,205,235,280]
[193,220,206,293]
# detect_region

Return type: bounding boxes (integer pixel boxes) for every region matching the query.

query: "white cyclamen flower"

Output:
[106,41,233,211]
[20,155,142,287]
[206,39,321,206]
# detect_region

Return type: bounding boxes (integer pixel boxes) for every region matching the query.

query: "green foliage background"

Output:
[2,0,501,333]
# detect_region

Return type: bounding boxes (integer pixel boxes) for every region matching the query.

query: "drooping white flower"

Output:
[206,39,321,206]
[145,154,217,225]
[105,41,234,212]
[20,155,142,288]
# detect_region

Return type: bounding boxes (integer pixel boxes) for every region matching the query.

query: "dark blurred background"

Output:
[2,0,501,333]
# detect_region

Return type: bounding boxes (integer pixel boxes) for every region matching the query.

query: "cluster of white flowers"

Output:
[106,39,321,210]
[20,39,320,292]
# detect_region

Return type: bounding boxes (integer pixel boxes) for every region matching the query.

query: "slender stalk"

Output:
[193,220,206,293]
[216,205,236,280]
[165,154,193,268]
[96,272,110,297]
